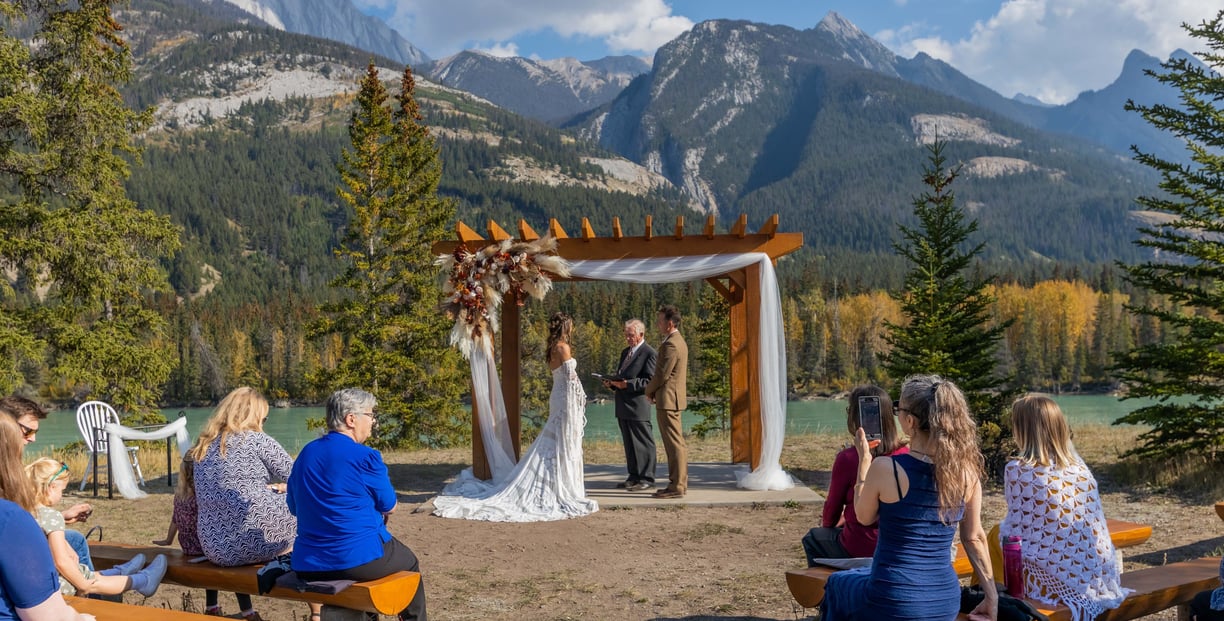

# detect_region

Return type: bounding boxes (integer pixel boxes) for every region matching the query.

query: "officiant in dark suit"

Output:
[602,319,657,491]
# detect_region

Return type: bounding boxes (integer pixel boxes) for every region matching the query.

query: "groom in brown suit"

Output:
[644,304,688,499]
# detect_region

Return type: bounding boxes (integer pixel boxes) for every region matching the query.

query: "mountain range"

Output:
[106,0,1203,305]
[216,0,1197,166]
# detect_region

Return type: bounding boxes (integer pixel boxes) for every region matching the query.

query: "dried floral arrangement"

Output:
[437,236,571,358]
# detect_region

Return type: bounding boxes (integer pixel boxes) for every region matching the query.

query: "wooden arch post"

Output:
[434,214,802,479]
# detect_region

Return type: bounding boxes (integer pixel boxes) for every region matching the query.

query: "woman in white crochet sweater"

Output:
[999,395,1130,621]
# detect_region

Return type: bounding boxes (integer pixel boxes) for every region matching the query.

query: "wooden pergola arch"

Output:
[432,213,803,480]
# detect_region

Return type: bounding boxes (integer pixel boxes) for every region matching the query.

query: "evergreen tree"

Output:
[1114,13,1224,459]
[0,0,179,414]
[689,285,730,438]
[884,141,1015,476]
[312,63,466,448]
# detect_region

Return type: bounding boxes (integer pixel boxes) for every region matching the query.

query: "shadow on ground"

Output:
[388,462,466,504]
[1128,536,1224,565]
[785,467,830,489]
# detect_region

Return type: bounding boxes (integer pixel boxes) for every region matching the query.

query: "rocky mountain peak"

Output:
[219,0,429,66]
[815,11,899,76]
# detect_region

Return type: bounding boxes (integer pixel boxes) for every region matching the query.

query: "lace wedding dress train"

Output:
[433,358,599,522]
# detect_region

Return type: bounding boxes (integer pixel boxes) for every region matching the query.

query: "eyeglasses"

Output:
[893,400,912,415]
[17,421,36,439]
[354,411,378,421]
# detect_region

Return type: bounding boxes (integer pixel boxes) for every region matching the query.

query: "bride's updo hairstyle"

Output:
[898,374,983,521]
[546,312,574,363]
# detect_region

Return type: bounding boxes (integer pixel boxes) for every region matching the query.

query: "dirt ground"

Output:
[77,426,1224,621]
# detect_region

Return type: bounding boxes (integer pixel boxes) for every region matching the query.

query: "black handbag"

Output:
[960,584,1050,621]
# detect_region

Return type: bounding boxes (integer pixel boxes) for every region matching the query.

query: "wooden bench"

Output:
[953,556,1221,621]
[89,543,419,616]
[787,518,1152,609]
[1215,501,1224,522]
[65,595,216,620]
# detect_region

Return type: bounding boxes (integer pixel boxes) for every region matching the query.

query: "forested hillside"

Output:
[10,0,1174,409]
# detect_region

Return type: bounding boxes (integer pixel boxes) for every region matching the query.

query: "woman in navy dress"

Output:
[821,375,998,621]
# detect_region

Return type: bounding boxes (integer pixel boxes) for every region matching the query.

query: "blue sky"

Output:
[355,0,1223,104]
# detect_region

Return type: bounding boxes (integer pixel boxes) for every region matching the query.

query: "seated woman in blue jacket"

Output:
[286,388,426,621]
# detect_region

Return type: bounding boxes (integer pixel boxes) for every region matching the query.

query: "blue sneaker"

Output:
[134,554,167,597]
[110,553,146,576]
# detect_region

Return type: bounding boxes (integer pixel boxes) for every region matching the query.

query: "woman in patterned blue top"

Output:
[821,375,998,621]
[190,387,297,567]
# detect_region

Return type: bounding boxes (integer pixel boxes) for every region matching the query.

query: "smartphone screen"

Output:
[858,396,883,440]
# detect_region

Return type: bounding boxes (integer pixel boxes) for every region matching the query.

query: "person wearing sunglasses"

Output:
[0,415,96,621]
[820,375,997,621]
[0,397,96,575]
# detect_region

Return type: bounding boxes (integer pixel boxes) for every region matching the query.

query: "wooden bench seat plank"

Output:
[1215,502,1224,523]
[66,595,216,620]
[789,519,1153,610]
[956,556,1222,621]
[89,543,418,615]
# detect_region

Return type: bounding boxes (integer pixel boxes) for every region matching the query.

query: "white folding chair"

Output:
[75,401,144,491]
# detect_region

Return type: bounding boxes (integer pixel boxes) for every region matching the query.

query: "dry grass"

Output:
[40,423,1224,621]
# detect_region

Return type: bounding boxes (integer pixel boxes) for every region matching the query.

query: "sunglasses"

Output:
[17,421,36,439]
[53,461,69,480]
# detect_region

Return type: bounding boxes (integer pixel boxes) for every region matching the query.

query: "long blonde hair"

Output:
[1010,394,1077,468]
[188,387,268,461]
[0,416,35,511]
[899,374,983,520]
[25,457,69,507]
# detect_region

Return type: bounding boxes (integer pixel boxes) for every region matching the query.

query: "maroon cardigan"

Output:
[821,444,910,557]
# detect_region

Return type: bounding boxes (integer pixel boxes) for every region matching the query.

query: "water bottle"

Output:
[1003,535,1024,598]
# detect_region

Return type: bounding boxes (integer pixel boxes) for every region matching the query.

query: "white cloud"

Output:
[878,0,1224,104]
[387,0,694,58]
[473,42,520,58]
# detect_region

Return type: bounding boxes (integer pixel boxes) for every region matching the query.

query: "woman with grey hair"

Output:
[286,388,426,621]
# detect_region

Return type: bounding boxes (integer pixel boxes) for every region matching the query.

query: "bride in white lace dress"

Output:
[433,312,599,522]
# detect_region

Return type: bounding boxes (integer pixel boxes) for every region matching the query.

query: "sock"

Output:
[105,553,146,576]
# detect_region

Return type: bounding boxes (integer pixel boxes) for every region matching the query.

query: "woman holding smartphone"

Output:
[802,385,908,562]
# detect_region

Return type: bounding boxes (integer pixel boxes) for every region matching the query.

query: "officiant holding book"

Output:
[602,319,657,491]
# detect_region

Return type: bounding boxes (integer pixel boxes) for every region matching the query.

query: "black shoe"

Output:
[626,482,654,491]
[616,480,635,489]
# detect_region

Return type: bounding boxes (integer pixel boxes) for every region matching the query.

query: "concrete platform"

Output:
[584,462,822,507]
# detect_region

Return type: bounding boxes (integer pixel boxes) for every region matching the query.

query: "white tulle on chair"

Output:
[105,417,192,499]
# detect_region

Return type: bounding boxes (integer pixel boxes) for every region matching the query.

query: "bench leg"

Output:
[319,605,374,621]
[1178,603,1192,621]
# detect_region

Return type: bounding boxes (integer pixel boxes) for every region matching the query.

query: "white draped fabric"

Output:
[468,343,518,483]
[465,251,794,491]
[105,417,192,499]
